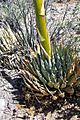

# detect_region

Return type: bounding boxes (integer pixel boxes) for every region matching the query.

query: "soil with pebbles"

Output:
[0,68,80,120]
[0,0,80,120]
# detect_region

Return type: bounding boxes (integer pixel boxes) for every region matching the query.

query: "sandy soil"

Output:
[0,68,80,120]
[0,0,80,120]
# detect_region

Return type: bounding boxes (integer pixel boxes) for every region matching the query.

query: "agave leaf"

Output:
[36,69,47,84]
[28,57,48,84]
[53,82,60,89]
[0,44,7,52]
[75,77,80,86]
[40,60,50,81]
[48,81,54,88]
[21,70,41,91]
[61,82,67,89]
[67,73,77,86]
[49,73,56,82]
[27,63,37,77]
[31,58,40,73]
[59,92,65,98]
[64,87,74,95]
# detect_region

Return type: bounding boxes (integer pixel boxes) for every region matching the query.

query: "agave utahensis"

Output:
[0,0,80,101]
[0,21,21,68]
[0,22,80,100]
[19,41,80,100]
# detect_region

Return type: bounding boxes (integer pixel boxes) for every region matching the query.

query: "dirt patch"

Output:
[0,68,80,120]
[0,0,80,119]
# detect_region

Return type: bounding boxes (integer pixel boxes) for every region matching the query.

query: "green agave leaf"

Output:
[40,67,50,82]
[27,63,38,77]
[48,81,54,88]
[53,82,60,89]
[36,69,47,84]
[49,73,55,82]
[61,82,67,89]
[59,92,65,98]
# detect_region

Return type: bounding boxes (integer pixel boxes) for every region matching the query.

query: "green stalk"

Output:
[33,0,51,58]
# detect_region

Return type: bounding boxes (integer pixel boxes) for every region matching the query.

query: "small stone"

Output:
[70,115,78,120]
[46,112,52,120]
[0,98,5,110]
[17,112,24,118]
[61,107,65,111]
[23,115,27,119]
[13,109,17,116]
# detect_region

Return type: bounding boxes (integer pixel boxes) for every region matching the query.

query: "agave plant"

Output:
[33,0,51,58]
[0,0,80,101]
[20,40,80,100]
[0,21,18,68]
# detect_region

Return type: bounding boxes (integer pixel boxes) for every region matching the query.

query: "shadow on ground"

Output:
[1,69,80,119]
[1,70,25,104]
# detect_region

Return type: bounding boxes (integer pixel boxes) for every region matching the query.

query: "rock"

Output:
[70,115,78,120]
[0,98,5,110]
[0,98,5,119]
[46,112,52,120]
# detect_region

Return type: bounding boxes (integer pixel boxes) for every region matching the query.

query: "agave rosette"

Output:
[20,41,80,100]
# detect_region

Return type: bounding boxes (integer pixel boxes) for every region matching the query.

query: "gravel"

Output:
[0,68,80,120]
[0,0,80,120]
